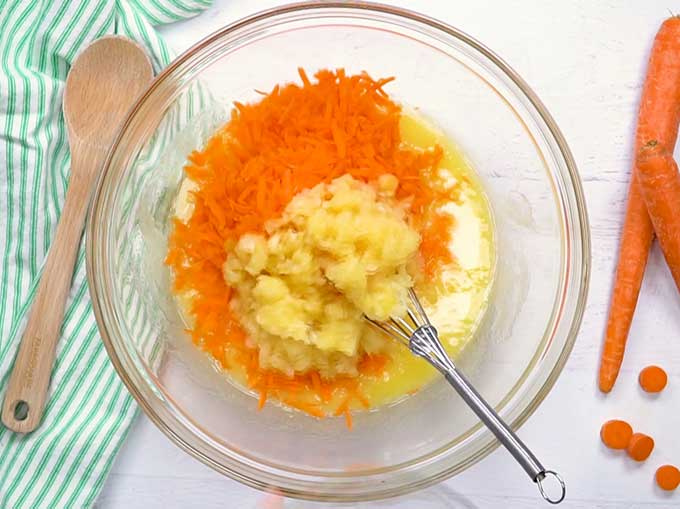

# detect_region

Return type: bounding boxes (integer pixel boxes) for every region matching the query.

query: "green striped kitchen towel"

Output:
[0,1,211,508]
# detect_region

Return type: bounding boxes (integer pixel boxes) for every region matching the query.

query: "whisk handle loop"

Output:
[410,325,566,505]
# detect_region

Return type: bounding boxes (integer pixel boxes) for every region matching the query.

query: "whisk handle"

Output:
[410,325,566,505]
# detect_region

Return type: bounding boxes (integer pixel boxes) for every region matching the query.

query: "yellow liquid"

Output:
[173,112,495,414]
[354,113,495,407]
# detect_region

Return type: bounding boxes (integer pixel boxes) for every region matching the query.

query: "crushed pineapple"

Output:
[223,174,420,378]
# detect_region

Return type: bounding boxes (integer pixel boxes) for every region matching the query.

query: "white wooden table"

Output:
[96,1,680,507]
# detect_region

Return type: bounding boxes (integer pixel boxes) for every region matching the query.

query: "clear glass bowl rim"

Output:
[86,0,591,501]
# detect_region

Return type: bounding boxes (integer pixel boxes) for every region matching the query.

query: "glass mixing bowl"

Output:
[86,1,590,501]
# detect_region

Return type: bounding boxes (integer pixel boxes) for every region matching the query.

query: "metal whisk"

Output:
[366,289,566,505]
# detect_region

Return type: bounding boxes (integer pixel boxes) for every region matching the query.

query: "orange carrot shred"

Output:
[355,391,370,410]
[333,399,349,417]
[344,408,353,430]
[357,354,389,377]
[257,389,268,410]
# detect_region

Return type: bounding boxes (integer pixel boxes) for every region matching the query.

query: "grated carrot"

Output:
[284,398,326,419]
[310,371,322,393]
[344,408,353,430]
[257,389,268,410]
[354,391,370,410]
[357,353,390,377]
[166,68,457,423]
[334,398,350,417]
[421,213,456,277]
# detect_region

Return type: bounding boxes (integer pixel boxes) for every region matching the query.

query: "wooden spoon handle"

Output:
[1,153,100,433]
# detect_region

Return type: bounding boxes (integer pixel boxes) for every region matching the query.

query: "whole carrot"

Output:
[599,16,680,393]
[637,141,680,289]
[600,178,654,393]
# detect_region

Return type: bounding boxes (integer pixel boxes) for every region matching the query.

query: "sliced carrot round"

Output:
[656,465,680,491]
[626,432,654,461]
[600,420,633,450]
[639,365,668,393]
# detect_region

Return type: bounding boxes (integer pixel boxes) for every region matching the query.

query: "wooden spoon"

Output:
[1,36,153,433]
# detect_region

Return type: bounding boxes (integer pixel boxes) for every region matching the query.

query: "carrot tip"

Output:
[598,378,614,393]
